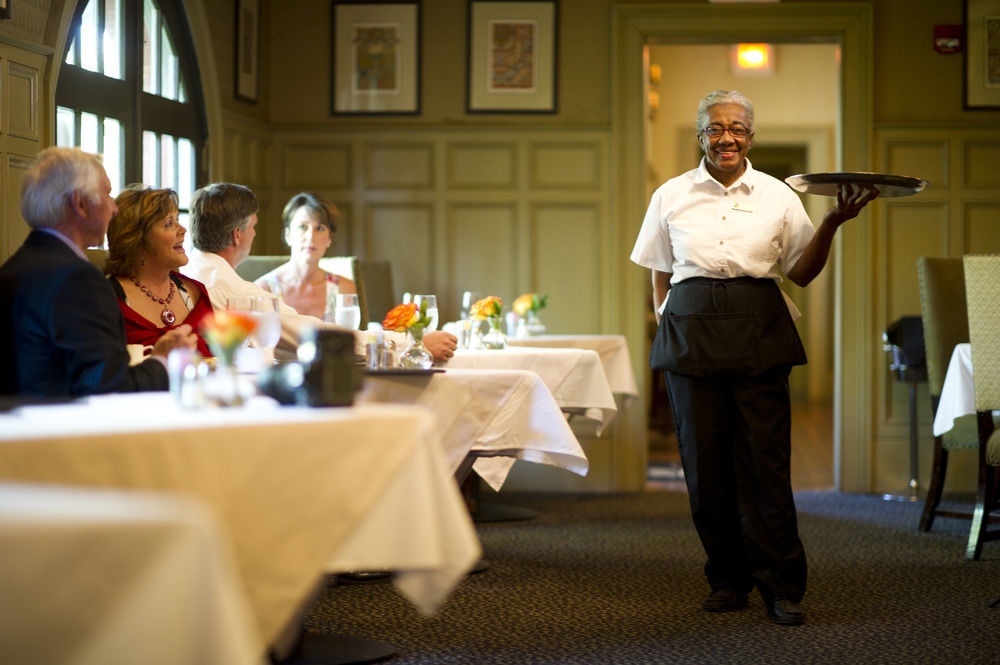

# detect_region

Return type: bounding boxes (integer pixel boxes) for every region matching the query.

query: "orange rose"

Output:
[470,296,503,321]
[383,302,420,331]
[199,310,257,363]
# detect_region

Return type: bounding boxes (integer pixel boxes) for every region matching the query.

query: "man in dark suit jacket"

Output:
[0,147,196,399]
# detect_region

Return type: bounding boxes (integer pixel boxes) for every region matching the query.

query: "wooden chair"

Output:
[961,254,1000,560]
[917,257,979,532]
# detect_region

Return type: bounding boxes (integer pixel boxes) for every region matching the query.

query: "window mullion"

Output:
[124,0,142,184]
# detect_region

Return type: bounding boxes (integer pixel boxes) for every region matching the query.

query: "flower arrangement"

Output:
[470,296,507,350]
[383,300,433,335]
[383,300,435,368]
[469,295,503,321]
[199,309,257,365]
[512,292,548,317]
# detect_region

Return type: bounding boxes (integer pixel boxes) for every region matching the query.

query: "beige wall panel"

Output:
[532,204,601,333]
[965,203,1000,254]
[2,155,32,261]
[885,140,947,189]
[446,142,516,189]
[365,143,434,190]
[366,204,435,298]
[962,140,1000,188]
[885,203,948,319]
[6,61,39,141]
[446,204,517,313]
[529,142,600,190]
[281,143,351,190]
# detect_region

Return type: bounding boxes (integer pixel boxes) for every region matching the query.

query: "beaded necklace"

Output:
[132,278,177,325]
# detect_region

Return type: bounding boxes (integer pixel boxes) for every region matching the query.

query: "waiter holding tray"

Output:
[630,89,890,626]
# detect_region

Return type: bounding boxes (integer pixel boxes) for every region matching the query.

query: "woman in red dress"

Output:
[105,186,215,358]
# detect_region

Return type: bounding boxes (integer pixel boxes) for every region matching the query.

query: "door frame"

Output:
[611,3,874,491]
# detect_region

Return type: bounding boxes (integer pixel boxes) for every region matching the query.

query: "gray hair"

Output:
[20,147,105,229]
[189,182,258,253]
[695,90,755,132]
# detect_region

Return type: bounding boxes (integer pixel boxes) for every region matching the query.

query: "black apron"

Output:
[649,276,807,377]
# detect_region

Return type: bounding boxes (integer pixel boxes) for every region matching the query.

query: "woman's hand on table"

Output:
[424,330,458,362]
[150,324,198,358]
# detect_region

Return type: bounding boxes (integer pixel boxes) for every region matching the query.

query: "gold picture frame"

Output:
[467,0,558,114]
[965,0,1000,109]
[331,2,420,115]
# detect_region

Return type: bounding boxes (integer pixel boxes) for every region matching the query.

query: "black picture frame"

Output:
[466,0,558,114]
[964,0,1000,109]
[234,0,260,103]
[331,1,421,116]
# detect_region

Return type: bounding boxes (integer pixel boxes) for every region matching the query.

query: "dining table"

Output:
[933,343,974,437]
[0,393,480,662]
[444,346,619,433]
[358,368,588,491]
[507,334,639,400]
[0,482,260,665]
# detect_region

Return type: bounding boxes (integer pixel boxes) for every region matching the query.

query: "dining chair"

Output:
[916,257,979,532]
[961,254,1000,560]
[235,254,369,325]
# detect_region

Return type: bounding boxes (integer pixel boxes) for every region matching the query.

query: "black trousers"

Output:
[665,365,807,602]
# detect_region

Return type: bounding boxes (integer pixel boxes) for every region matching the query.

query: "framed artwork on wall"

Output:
[234,0,259,103]
[965,0,1000,109]
[467,0,558,114]
[331,2,421,115]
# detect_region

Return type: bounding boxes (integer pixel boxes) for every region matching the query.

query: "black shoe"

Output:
[702,589,749,612]
[767,598,805,625]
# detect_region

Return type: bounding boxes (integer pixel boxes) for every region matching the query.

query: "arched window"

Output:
[56,0,207,220]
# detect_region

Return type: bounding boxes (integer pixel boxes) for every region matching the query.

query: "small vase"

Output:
[524,310,547,336]
[199,360,248,407]
[399,327,433,369]
[482,317,507,350]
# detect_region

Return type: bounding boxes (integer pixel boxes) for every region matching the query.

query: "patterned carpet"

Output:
[304,490,1000,665]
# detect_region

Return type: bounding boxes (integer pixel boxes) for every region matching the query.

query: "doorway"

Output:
[611,4,874,491]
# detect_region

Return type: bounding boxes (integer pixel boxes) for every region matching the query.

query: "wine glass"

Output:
[413,294,438,331]
[334,293,362,331]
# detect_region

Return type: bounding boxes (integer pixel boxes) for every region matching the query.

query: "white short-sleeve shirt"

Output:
[630,158,815,317]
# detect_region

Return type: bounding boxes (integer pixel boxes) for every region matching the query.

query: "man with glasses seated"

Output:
[631,90,877,626]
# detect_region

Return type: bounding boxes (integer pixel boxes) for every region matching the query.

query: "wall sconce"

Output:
[730,43,774,76]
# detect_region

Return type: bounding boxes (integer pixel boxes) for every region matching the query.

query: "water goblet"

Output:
[413,294,439,331]
[460,290,481,320]
[334,293,362,331]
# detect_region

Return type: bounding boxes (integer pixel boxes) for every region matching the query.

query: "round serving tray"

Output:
[785,172,928,198]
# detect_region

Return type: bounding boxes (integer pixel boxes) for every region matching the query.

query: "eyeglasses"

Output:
[702,124,750,139]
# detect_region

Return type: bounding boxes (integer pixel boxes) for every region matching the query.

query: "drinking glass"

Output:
[460,290,481,320]
[226,295,280,369]
[413,294,439,331]
[334,293,362,331]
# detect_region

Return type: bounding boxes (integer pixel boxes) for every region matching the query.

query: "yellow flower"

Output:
[513,292,548,316]
[470,296,503,320]
[382,302,420,332]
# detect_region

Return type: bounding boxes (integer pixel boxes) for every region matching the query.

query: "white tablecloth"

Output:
[359,368,588,490]
[933,343,974,437]
[445,347,618,433]
[0,393,479,655]
[0,483,260,665]
[508,334,639,398]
